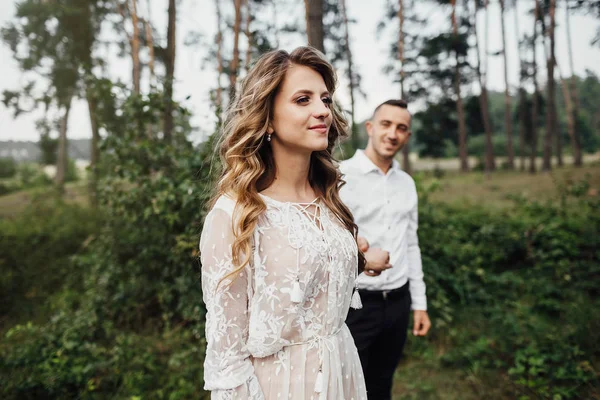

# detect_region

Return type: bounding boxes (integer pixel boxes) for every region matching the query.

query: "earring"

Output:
[267,133,272,142]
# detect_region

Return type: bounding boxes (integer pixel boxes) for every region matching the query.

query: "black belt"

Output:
[358,282,409,301]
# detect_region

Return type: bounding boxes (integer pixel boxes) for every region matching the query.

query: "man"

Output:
[340,99,431,399]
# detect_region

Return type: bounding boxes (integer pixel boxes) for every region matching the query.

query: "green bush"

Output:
[417,176,600,399]
[0,198,101,320]
[0,92,213,399]
[0,157,17,178]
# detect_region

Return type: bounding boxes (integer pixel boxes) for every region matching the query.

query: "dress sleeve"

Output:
[200,208,265,400]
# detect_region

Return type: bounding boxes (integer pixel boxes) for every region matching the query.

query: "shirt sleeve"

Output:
[200,208,265,400]
[407,191,427,311]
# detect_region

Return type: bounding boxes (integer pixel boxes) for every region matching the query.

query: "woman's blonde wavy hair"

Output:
[212,46,366,281]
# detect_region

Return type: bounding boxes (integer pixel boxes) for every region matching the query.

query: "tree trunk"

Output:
[144,0,155,85]
[244,0,252,72]
[500,0,514,169]
[340,0,358,153]
[55,97,72,195]
[163,0,176,142]
[215,0,223,114]
[129,0,141,95]
[451,0,469,172]
[530,0,540,173]
[556,61,582,168]
[86,85,100,207]
[304,0,324,53]
[230,0,243,100]
[474,0,495,174]
[514,0,527,171]
[565,0,582,166]
[542,0,557,171]
[398,0,411,174]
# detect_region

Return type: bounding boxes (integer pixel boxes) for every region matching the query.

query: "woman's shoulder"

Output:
[210,194,237,218]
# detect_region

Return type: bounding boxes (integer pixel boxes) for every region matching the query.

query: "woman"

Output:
[200,46,367,399]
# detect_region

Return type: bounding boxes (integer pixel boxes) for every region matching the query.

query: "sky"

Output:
[0,0,599,143]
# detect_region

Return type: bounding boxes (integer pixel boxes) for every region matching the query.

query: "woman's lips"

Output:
[309,124,328,134]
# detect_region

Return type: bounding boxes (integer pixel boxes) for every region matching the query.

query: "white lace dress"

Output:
[200,194,367,400]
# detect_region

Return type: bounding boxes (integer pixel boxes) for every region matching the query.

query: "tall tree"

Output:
[2,0,108,194]
[499,0,514,169]
[542,0,557,170]
[556,61,582,167]
[472,0,495,174]
[163,0,176,142]
[214,0,224,117]
[451,0,469,172]
[144,0,156,85]
[514,0,527,170]
[564,0,582,166]
[244,0,253,72]
[230,0,243,100]
[304,0,324,52]
[119,0,142,95]
[397,0,411,174]
[339,0,359,151]
[530,0,541,173]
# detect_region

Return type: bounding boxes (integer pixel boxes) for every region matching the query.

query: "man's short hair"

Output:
[372,99,409,119]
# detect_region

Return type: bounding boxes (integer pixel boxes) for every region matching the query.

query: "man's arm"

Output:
[407,195,431,336]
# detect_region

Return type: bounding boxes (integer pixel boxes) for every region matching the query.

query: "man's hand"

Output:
[363,247,392,277]
[412,310,431,336]
[357,236,369,252]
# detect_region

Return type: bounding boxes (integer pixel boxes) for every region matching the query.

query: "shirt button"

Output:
[388,226,391,230]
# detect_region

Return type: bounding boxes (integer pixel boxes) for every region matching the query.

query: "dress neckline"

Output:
[259,193,320,206]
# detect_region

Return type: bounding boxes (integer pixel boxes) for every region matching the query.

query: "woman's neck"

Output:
[262,147,316,202]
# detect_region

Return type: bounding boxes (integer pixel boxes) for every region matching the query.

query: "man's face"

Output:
[366,104,412,160]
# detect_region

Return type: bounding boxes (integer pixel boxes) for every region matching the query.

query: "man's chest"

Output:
[342,173,416,222]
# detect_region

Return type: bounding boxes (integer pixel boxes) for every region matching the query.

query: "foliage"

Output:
[415,174,600,399]
[0,158,18,178]
[0,199,100,321]
[0,163,53,196]
[0,91,213,399]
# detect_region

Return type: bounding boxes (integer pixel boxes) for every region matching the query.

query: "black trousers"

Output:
[346,283,411,400]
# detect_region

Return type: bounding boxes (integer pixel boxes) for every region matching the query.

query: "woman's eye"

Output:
[296,96,309,104]
[322,97,332,105]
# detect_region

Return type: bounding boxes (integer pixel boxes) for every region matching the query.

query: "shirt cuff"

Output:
[410,295,427,311]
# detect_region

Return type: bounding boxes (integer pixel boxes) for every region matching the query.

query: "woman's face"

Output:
[269,64,333,154]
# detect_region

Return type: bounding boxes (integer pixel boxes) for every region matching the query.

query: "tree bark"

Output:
[230,0,243,100]
[130,0,141,95]
[304,0,324,53]
[513,0,527,171]
[565,0,582,166]
[86,85,100,207]
[451,0,469,172]
[215,0,223,114]
[55,97,72,195]
[530,0,540,173]
[542,0,557,170]
[144,0,155,85]
[244,0,252,72]
[340,0,359,153]
[474,0,495,174]
[500,0,514,169]
[556,61,582,168]
[163,0,176,143]
[398,0,411,174]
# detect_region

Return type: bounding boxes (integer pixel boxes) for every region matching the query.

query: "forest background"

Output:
[0,0,599,399]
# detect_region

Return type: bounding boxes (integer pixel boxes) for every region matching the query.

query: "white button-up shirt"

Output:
[339,150,427,310]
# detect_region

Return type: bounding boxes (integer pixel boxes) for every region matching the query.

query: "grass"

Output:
[0,181,88,218]
[420,163,600,209]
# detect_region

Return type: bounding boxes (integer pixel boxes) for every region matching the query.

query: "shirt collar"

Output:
[353,149,401,175]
